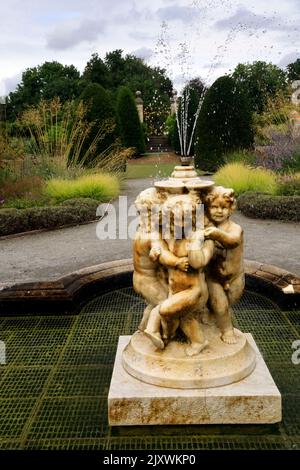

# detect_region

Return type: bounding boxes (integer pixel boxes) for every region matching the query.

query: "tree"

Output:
[195,76,254,171]
[287,59,300,82]
[82,53,110,89]
[232,61,287,114]
[7,61,81,118]
[79,83,117,162]
[116,86,145,155]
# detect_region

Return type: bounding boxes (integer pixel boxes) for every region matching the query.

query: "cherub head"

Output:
[135,187,161,232]
[204,186,236,225]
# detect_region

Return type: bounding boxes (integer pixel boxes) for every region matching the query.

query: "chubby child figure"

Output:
[133,188,189,332]
[144,194,214,356]
[204,187,245,344]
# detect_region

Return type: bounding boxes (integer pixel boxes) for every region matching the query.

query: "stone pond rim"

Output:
[0,259,299,316]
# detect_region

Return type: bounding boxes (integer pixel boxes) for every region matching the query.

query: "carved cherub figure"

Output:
[203,186,245,344]
[144,194,214,356]
[133,188,189,332]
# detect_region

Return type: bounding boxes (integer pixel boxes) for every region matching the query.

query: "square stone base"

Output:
[108,335,281,425]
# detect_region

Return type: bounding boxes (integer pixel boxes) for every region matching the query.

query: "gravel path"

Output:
[0,178,299,284]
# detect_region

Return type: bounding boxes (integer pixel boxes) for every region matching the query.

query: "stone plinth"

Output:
[108,335,281,426]
[122,328,256,389]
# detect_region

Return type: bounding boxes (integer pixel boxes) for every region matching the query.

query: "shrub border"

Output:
[237,191,300,222]
[0,200,107,238]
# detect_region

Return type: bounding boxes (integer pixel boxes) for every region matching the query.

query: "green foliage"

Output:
[195,76,254,171]
[281,151,300,173]
[0,198,101,236]
[7,61,81,118]
[78,83,117,163]
[214,163,277,195]
[223,150,257,166]
[165,113,180,150]
[237,191,300,222]
[17,97,116,172]
[82,49,173,113]
[44,173,120,202]
[82,53,110,89]
[277,173,300,196]
[232,61,288,114]
[287,58,300,81]
[116,86,145,155]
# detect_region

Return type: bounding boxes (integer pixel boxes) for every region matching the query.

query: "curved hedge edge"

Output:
[237,192,300,222]
[0,198,105,237]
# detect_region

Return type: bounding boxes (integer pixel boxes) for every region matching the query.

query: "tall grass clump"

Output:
[214,163,277,195]
[18,98,116,178]
[44,173,120,203]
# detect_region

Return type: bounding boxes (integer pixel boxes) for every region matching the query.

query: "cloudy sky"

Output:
[1,0,300,96]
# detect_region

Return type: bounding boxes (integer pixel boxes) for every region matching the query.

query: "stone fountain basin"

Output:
[0,259,299,315]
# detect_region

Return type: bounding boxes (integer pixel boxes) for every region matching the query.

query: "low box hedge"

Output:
[0,198,101,236]
[237,192,300,222]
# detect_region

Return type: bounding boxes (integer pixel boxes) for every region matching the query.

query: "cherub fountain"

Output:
[108,163,281,425]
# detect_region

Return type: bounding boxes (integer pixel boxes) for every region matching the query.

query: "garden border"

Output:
[0,259,299,316]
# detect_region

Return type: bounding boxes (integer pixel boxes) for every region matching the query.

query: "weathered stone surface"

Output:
[108,335,281,426]
[122,327,256,389]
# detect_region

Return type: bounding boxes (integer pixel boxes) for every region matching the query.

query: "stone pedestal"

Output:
[108,335,281,426]
[123,327,256,389]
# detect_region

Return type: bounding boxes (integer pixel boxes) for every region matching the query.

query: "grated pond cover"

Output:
[0,288,299,450]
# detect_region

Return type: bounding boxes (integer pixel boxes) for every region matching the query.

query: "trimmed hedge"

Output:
[237,192,300,222]
[0,198,101,236]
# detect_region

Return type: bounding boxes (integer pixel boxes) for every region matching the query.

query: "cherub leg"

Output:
[159,288,200,319]
[161,317,180,342]
[144,305,164,350]
[207,279,236,344]
[180,313,208,356]
[138,304,154,332]
[200,306,216,326]
[136,278,168,333]
[227,274,245,305]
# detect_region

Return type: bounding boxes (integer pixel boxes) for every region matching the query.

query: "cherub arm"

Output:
[188,231,215,269]
[150,239,189,271]
[204,224,243,249]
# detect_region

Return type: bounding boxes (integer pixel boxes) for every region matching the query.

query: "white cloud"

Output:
[215,6,297,32]
[278,52,300,68]
[130,47,153,61]
[156,5,199,23]
[1,0,300,96]
[47,19,106,50]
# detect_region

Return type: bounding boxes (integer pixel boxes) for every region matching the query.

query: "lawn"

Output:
[126,163,177,179]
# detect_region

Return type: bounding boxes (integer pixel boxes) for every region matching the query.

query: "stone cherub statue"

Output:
[123,170,255,389]
[144,193,214,356]
[133,184,244,355]
[203,186,244,345]
[133,188,190,333]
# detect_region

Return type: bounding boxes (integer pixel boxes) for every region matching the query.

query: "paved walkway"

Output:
[0,178,300,284]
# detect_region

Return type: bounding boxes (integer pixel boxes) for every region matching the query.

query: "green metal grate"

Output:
[0,288,299,450]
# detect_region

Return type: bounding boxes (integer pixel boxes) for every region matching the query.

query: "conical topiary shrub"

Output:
[116,86,145,155]
[79,83,116,164]
[195,76,253,172]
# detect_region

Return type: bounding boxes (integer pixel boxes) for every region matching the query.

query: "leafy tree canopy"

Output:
[287,58,300,82]
[7,61,81,118]
[231,61,287,114]
[83,49,173,110]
